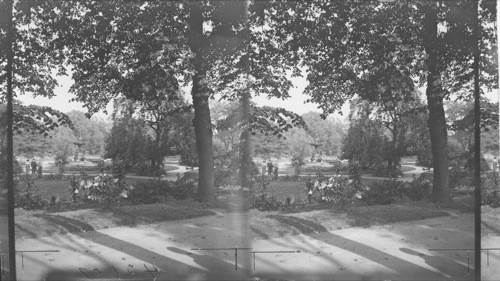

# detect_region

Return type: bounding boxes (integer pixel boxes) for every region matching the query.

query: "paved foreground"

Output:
[6,210,496,281]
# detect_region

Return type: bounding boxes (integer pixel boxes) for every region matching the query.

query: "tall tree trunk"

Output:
[3,0,17,279]
[472,0,481,278]
[422,2,450,204]
[239,89,252,189]
[154,128,162,175]
[188,2,215,202]
[391,126,398,171]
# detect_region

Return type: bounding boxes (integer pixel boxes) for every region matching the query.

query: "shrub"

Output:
[372,164,403,178]
[55,153,70,175]
[251,175,284,211]
[302,165,344,174]
[481,176,499,207]
[111,161,126,179]
[305,169,365,208]
[213,147,238,188]
[127,179,171,205]
[14,177,48,210]
[362,178,404,206]
[69,169,130,208]
[86,175,128,207]
[16,192,47,210]
[327,160,349,173]
[0,158,23,178]
[291,152,306,177]
[252,193,283,211]
[29,173,71,181]
[322,176,363,207]
[96,159,107,173]
[347,161,362,183]
[405,175,431,201]
[276,175,301,182]
[170,176,196,200]
[449,167,471,189]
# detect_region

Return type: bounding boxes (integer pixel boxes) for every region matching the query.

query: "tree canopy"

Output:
[265,0,497,203]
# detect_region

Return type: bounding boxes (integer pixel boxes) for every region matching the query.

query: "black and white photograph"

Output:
[0,0,499,280]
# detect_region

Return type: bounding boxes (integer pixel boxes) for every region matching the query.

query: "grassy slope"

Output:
[26,175,181,203]
[15,201,215,239]
[482,206,500,236]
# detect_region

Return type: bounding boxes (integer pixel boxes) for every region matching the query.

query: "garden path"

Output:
[11,209,493,280]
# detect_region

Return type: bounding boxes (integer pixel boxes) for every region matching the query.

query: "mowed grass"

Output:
[30,180,71,201]
[15,201,216,238]
[482,206,500,235]
[30,176,177,202]
[343,203,450,227]
[266,181,307,201]
[266,178,391,202]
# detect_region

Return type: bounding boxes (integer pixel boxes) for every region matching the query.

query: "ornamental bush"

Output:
[69,167,130,208]
[14,177,48,210]
[305,169,366,208]
[251,174,284,211]
[170,176,196,200]
[361,178,404,206]
[481,175,499,207]
[127,179,171,205]
[252,193,283,211]
[405,174,431,201]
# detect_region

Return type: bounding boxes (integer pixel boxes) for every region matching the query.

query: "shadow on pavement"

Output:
[261,214,472,280]
[28,214,250,280]
[400,247,472,277]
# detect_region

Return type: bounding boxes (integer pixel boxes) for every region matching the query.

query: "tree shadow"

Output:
[167,246,246,280]
[261,214,469,280]
[400,247,472,277]
[267,215,327,234]
[250,226,269,239]
[24,214,251,280]
[33,214,95,233]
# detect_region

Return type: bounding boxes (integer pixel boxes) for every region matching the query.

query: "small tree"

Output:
[341,118,389,170]
[54,150,70,175]
[291,147,306,177]
[51,127,76,175]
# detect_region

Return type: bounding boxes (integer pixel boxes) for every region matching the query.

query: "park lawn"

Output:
[30,176,176,203]
[266,181,307,201]
[31,177,177,200]
[342,202,450,227]
[31,180,71,202]
[482,206,500,235]
[266,178,391,202]
[14,200,216,238]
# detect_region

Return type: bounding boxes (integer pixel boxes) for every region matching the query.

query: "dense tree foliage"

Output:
[25,1,301,201]
[3,0,496,204]
[104,115,152,172]
[300,112,346,158]
[341,117,389,170]
[105,97,197,175]
[11,110,108,159]
[66,111,108,156]
[265,0,497,203]
[447,98,499,153]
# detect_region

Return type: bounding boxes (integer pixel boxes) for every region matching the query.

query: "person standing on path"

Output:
[37,162,43,179]
[31,158,37,175]
[25,159,30,175]
[267,161,273,177]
